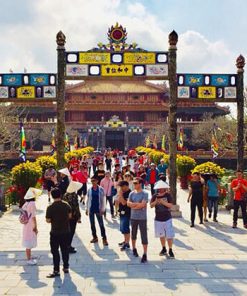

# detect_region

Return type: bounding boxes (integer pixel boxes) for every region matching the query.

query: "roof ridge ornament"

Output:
[91,23,146,52]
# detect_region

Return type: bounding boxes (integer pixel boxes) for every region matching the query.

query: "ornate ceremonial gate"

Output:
[0,23,245,208]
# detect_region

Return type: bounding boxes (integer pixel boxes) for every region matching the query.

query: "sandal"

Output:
[46,271,60,278]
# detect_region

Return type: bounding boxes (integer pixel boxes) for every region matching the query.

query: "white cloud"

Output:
[0,0,237,78]
[0,0,242,117]
[178,30,236,73]
[127,2,146,16]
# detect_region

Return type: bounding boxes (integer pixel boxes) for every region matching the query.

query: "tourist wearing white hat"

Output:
[150,180,175,258]
[21,187,42,265]
[51,168,70,196]
[63,181,82,254]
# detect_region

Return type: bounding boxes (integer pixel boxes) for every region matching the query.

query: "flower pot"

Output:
[180,176,188,189]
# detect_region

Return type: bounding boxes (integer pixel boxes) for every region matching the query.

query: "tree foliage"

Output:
[191,113,237,150]
[0,103,25,147]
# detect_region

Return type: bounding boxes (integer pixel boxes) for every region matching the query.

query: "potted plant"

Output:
[176,155,196,189]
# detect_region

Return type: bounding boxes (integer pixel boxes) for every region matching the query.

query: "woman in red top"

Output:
[231,169,247,228]
[71,166,79,181]
[76,164,89,203]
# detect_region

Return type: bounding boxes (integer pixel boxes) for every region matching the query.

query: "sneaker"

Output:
[90,237,98,243]
[69,247,77,254]
[190,224,195,228]
[46,271,60,278]
[168,249,175,259]
[141,254,147,263]
[133,248,139,257]
[27,259,37,265]
[232,223,237,229]
[159,247,167,256]
[120,243,130,251]
[103,238,109,246]
[199,221,203,225]
[118,241,125,246]
[63,268,69,273]
[213,218,218,223]
[208,212,212,219]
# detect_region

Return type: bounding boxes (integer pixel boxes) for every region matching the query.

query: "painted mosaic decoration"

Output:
[177,74,237,101]
[0,73,56,99]
[65,23,168,79]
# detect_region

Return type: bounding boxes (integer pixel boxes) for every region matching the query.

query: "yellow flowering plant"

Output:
[11,161,42,191]
[36,156,57,173]
[192,162,225,177]
[64,146,94,163]
[136,146,169,165]
[176,155,197,177]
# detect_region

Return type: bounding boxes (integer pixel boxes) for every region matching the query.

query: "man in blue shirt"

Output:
[206,174,220,222]
[157,159,168,179]
[86,177,108,246]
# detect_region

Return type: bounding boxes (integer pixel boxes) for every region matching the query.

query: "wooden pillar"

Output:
[236,55,245,170]
[168,30,178,205]
[56,31,66,168]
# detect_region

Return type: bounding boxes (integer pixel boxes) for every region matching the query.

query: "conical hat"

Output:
[154,180,170,190]
[24,187,42,200]
[58,168,71,177]
[67,181,82,193]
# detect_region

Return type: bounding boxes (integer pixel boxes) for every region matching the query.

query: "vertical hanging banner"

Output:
[20,122,26,162]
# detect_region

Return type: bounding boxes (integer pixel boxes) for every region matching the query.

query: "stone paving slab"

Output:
[0,185,247,295]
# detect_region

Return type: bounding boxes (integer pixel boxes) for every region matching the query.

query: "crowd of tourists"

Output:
[20,149,247,278]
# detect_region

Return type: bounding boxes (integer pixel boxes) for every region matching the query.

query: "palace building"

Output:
[20,79,228,151]
[3,23,229,152]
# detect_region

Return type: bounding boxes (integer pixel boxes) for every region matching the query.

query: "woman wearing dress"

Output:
[22,187,41,265]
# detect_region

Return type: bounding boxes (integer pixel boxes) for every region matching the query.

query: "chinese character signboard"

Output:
[0,73,57,100]
[177,73,237,101]
[65,51,168,79]
[65,23,168,79]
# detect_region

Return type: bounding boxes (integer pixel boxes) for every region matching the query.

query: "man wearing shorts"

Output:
[127,177,149,263]
[150,180,175,258]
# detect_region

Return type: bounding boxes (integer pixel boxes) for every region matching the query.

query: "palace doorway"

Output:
[105,131,125,150]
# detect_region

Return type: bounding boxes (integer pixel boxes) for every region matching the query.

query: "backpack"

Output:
[19,208,31,224]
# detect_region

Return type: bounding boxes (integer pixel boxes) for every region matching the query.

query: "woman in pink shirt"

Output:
[100,171,114,219]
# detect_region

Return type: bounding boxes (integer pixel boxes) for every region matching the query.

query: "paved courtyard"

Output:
[0,185,247,296]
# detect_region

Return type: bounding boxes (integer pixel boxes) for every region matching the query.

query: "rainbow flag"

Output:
[64,132,70,152]
[74,135,78,150]
[161,135,166,150]
[178,128,184,150]
[153,135,157,149]
[83,136,87,147]
[51,129,56,155]
[20,122,26,162]
[145,136,150,148]
[211,134,219,158]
